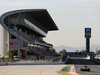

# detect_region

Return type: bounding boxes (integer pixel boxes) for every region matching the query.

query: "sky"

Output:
[0,0,100,48]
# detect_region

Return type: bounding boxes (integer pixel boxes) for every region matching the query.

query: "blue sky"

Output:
[0,0,100,47]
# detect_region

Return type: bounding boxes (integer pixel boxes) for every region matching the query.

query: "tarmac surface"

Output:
[0,62,65,75]
[73,59,100,75]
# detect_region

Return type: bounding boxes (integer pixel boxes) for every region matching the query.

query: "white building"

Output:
[0,25,9,57]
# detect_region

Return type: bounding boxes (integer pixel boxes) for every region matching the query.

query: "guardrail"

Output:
[90,58,100,64]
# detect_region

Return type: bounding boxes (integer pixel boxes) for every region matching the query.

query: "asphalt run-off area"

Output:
[0,62,67,75]
[1,59,100,75]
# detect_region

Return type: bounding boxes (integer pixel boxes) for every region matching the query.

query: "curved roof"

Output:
[0,9,59,31]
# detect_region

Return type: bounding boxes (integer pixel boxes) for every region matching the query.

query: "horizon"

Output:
[54,44,100,52]
[54,43,100,48]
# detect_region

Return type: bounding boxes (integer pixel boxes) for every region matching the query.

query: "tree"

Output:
[59,49,67,61]
[95,50,100,55]
[62,49,66,53]
[58,49,66,55]
[80,50,86,53]
[6,50,14,59]
[75,50,79,53]
[49,48,56,52]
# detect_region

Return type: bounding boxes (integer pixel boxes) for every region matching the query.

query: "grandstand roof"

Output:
[29,9,59,31]
[1,9,59,31]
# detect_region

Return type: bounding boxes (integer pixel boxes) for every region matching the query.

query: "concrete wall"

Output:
[4,29,9,57]
[0,25,9,57]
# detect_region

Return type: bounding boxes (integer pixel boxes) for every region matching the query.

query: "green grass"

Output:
[58,66,71,75]
[58,72,71,75]
[60,66,71,72]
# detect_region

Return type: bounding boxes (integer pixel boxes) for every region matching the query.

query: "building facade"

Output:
[0,9,59,59]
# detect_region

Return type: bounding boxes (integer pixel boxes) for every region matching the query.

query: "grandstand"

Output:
[0,9,59,60]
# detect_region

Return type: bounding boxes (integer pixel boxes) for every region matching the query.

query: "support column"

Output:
[86,38,90,53]
[25,50,27,60]
[18,39,20,60]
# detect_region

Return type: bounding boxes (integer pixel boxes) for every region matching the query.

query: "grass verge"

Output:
[58,72,71,75]
[58,65,72,75]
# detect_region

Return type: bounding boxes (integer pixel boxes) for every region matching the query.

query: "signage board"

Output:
[10,39,19,50]
[10,42,18,45]
[85,28,91,38]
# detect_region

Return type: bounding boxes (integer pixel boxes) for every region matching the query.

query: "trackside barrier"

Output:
[5,62,8,65]
[0,56,62,63]
[90,59,100,64]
